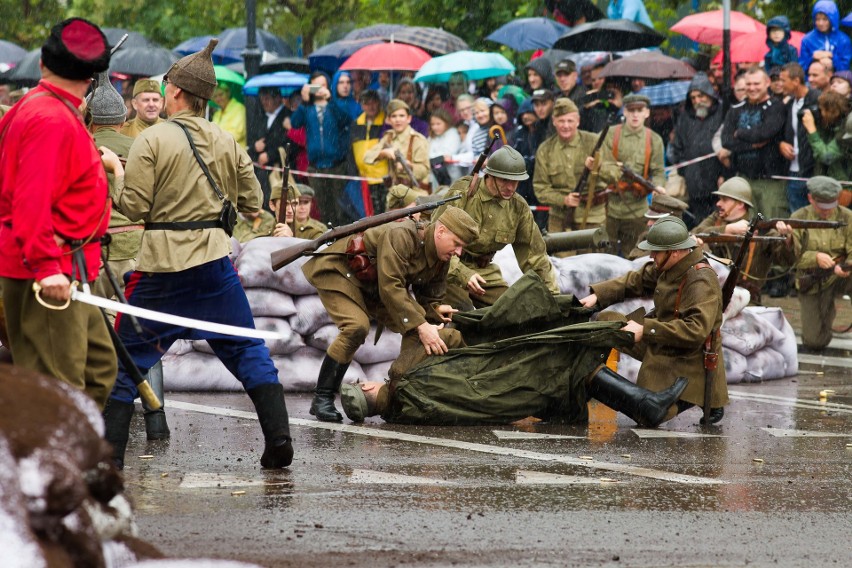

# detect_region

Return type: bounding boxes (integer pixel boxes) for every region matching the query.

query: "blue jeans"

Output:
[786,179,809,214]
[109,257,278,404]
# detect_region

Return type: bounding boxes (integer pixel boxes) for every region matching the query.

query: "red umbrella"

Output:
[728,30,805,64]
[671,10,765,46]
[339,42,431,72]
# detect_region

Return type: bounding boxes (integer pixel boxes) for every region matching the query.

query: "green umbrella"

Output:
[212,65,245,105]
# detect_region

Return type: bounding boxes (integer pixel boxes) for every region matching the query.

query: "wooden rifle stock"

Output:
[694,233,787,245]
[619,164,657,195]
[276,145,291,225]
[270,195,462,271]
[567,122,611,228]
[466,129,503,198]
[754,218,846,231]
[392,148,420,189]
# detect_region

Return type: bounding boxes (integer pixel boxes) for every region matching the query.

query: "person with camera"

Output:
[580,77,624,134]
[802,90,849,182]
[104,40,294,471]
[779,62,820,213]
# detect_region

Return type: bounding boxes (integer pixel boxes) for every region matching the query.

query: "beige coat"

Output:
[364,126,430,186]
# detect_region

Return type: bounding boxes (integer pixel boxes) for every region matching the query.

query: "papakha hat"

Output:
[89,71,127,125]
[166,38,218,99]
[437,206,479,244]
[41,18,110,81]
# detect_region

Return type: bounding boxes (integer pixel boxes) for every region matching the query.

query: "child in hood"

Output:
[764,15,799,70]
[799,0,851,73]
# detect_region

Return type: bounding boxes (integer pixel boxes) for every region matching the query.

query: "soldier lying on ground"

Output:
[339,273,687,427]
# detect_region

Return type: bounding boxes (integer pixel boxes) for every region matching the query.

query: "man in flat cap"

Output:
[787,176,852,350]
[627,193,689,259]
[302,206,480,422]
[270,183,327,240]
[120,78,164,138]
[0,18,117,408]
[594,93,666,256]
[103,39,294,471]
[364,99,430,189]
[554,58,586,107]
[534,97,605,253]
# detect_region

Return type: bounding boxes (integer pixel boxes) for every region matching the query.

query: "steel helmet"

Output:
[482,146,529,181]
[712,177,754,208]
[637,217,698,251]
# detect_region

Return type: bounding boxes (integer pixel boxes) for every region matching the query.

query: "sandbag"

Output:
[162,352,243,391]
[290,294,333,336]
[271,346,365,392]
[743,347,788,382]
[748,307,798,376]
[192,318,304,357]
[165,339,195,356]
[235,236,316,295]
[244,287,297,318]
[722,348,748,383]
[722,310,783,356]
[307,323,402,365]
[361,359,394,381]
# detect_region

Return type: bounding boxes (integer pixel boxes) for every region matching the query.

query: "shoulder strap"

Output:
[611,125,622,161]
[674,262,712,318]
[172,120,225,202]
[643,127,652,179]
[407,132,415,162]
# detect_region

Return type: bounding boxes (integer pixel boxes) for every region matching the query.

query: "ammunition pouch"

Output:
[345,233,377,282]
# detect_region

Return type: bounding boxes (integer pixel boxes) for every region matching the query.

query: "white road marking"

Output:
[515,470,624,485]
[349,469,454,485]
[179,472,289,489]
[728,390,852,415]
[632,429,727,439]
[761,428,852,438]
[492,430,584,440]
[167,400,726,485]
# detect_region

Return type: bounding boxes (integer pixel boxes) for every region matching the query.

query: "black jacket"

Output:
[721,97,787,179]
[783,88,820,176]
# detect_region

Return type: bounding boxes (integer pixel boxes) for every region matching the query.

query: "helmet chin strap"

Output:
[656,250,674,271]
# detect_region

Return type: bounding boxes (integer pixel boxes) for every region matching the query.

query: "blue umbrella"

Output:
[243,71,309,97]
[487,17,570,51]
[174,28,292,64]
[637,80,691,107]
[413,51,515,83]
[0,39,27,66]
[308,38,384,74]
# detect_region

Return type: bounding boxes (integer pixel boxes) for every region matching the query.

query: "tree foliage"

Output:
[0,0,66,48]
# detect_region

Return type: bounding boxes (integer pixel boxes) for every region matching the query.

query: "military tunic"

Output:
[364,126,430,187]
[791,204,852,349]
[93,129,142,261]
[293,217,327,240]
[533,130,606,235]
[120,115,164,139]
[233,209,276,243]
[591,247,729,408]
[599,125,665,255]
[302,220,449,364]
[433,176,559,309]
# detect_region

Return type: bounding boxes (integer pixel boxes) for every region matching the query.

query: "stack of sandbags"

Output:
[493,247,798,383]
[161,237,401,393]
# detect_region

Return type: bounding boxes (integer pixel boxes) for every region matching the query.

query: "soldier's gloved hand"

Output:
[467,274,487,296]
[579,293,598,308]
[418,322,448,355]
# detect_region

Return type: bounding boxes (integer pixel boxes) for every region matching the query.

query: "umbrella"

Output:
[214,65,245,103]
[487,17,570,51]
[260,56,311,74]
[308,38,385,74]
[343,24,408,41]
[0,40,26,66]
[728,30,805,65]
[392,27,469,55]
[340,43,431,72]
[599,51,695,81]
[109,46,178,77]
[102,28,158,50]
[553,19,664,52]
[546,0,604,25]
[243,71,309,97]
[7,48,41,85]
[541,47,649,72]
[636,80,691,107]
[414,51,514,83]
[174,28,292,64]
[671,10,765,46]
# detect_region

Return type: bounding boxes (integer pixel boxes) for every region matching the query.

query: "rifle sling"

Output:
[611,125,652,179]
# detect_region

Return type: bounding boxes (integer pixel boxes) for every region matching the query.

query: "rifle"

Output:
[275,144,291,225]
[567,122,611,229]
[797,259,852,293]
[392,148,420,190]
[754,219,846,231]
[707,214,764,424]
[619,164,659,196]
[694,233,787,245]
[270,194,462,270]
[466,125,506,198]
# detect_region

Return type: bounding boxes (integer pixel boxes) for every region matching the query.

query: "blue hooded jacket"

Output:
[765,15,799,70]
[799,0,851,72]
[290,71,352,169]
[331,70,362,120]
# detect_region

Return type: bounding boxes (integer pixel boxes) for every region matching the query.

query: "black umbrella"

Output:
[109,46,178,77]
[259,56,311,75]
[343,24,407,41]
[0,40,26,66]
[7,49,41,85]
[553,19,664,52]
[545,0,604,26]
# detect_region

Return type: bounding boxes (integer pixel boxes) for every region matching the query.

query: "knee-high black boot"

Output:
[102,399,135,470]
[246,383,294,468]
[586,366,688,428]
[310,355,349,422]
[142,360,170,440]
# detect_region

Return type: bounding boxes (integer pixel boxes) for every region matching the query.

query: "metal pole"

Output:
[722,0,732,114]
[244,0,263,149]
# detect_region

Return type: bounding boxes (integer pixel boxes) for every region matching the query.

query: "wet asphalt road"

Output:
[122,360,852,568]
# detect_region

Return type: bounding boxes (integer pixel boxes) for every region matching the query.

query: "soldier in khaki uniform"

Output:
[582,217,728,425]
[627,194,689,260]
[596,94,666,256]
[364,99,430,188]
[120,78,164,138]
[692,177,792,305]
[788,176,852,350]
[104,39,293,470]
[302,207,480,422]
[533,98,606,248]
[434,146,559,310]
[270,184,328,240]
